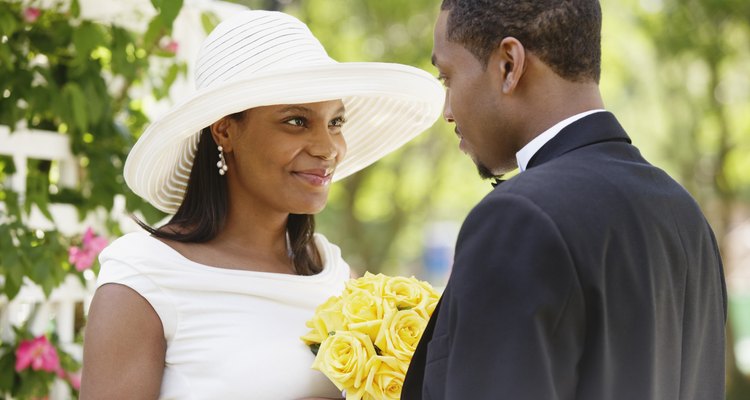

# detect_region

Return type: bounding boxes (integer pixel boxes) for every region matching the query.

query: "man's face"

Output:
[432,11,520,178]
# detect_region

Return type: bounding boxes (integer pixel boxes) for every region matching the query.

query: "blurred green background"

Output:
[1,0,749,398]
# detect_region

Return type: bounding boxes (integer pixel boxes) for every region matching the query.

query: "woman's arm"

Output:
[80,284,166,400]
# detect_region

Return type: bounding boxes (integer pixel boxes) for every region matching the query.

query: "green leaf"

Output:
[109,28,139,80]
[72,22,105,62]
[82,79,104,126]
[62,83,88,132]
[0,42,13,71]
[4,262,23,300]
[200,11,220,35]
[0,349,16,391]
[155,0,183,30]
[0,8,18,37]
[70,0,81,18]
[16,368,54,398]
[58,346,81,372]
[0,155,16,175]
[143,16,164,48]
[3,186,21,220]
[153,62,181,99]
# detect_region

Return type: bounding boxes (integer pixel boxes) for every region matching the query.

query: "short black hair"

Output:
[441,0,602,83]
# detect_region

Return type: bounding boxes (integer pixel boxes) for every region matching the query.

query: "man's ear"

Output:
[210,117,234,153]
[491,37,526,94]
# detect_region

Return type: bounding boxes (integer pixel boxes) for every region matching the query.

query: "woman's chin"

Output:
[289,199,329,215]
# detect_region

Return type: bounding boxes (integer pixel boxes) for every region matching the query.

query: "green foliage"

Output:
[0,0,184,300]
[631,0,750,208]
[0,0,187,396]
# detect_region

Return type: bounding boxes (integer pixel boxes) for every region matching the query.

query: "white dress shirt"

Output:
[515,109,606,172]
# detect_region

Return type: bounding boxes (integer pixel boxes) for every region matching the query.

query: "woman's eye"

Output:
[285,117,306,127]
[329,116,346,128]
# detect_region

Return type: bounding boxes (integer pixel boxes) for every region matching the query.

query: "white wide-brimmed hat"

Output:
[124,9,444,214]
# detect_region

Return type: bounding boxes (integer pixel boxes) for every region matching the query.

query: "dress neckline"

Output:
[133,231,333,281]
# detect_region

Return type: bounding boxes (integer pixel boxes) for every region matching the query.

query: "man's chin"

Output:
[475,162,498,180]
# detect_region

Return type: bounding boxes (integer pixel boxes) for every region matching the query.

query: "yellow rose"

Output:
[312,331,378,399]
[364,356,406,400]
[301,296,345,346]
[343,272,388,297]
[303,274,441,400]
[412,280,440,320]
[341,288,384,341]
[382,276,431,310]
[374,308,429,362]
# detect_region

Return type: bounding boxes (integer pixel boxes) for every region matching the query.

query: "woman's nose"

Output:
[309,126,338,161]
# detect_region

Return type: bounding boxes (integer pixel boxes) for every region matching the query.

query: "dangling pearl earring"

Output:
[217,145,228,175]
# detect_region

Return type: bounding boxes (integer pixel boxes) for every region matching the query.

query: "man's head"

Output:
[441,0,602,83]
[432,0,603,178]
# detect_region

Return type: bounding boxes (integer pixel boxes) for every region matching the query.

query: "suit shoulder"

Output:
[464,190,563,239]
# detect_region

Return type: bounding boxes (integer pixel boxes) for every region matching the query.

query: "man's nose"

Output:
[442,90,454,122]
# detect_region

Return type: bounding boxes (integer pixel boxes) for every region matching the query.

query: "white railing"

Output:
[0,126,94,399]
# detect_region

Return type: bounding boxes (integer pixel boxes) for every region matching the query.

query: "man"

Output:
[402,1,727,399]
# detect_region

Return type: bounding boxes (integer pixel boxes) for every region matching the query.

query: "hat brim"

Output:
[124,62,445,214]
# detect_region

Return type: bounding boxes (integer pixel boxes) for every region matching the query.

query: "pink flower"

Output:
[15,336,61,373]
[69,372,82,390]
[60,369,81,390]
[23,7,41,23]
[68,227,108,271]
[162,39,179,54]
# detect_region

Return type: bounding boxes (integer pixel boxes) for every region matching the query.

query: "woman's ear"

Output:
[492,37,526,94]
[210,117,233,153]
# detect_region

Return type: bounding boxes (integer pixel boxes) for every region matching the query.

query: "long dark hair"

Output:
[136,121,322,276]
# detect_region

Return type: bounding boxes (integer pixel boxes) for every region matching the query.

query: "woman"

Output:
[80,9,443,400]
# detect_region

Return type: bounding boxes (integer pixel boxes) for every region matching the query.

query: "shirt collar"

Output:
[515,109,606,172]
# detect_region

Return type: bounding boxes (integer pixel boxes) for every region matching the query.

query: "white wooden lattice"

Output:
[0,125,93,399]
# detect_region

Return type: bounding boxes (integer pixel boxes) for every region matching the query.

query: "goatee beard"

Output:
[476,162,498,180]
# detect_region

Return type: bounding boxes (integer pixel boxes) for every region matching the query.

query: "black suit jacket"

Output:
[402,112,726,400]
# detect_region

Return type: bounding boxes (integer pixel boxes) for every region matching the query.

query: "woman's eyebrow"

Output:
[277,105,312,114]
[277,105,346,115]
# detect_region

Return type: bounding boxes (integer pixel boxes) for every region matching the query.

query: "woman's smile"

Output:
[292,168,334,187]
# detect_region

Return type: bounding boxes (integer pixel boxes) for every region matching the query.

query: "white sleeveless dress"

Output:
[96,231,348,399]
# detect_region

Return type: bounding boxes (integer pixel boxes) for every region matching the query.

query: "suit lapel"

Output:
[526,112,631,169]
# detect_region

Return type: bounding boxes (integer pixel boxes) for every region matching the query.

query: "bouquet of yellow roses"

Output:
[301,272,440,400]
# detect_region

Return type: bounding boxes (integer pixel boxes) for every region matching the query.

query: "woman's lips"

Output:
[292,169,333,186]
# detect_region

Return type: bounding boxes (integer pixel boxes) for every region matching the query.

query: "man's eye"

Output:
[437,75,448,86]
[285,117,306,127]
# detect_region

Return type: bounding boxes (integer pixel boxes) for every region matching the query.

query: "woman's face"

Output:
[214,100,347,216]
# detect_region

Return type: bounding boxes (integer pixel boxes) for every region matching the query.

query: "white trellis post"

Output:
[0,125,92,400]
